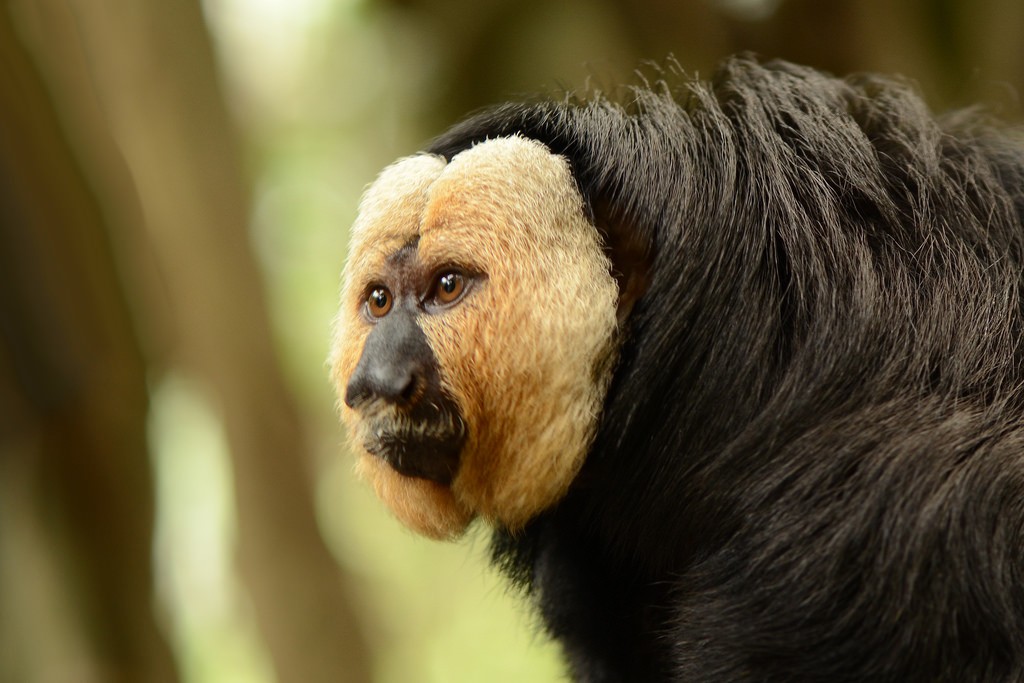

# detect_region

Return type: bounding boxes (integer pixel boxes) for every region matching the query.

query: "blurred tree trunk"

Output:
[394,0,1023,124]
[733,0,1024,108]
[0,9,178,682]
[5,0,371,681]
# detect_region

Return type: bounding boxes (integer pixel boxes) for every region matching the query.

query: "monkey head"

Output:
[330,136,620,539]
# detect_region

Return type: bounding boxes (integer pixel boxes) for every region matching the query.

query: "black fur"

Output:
[429,57,1024,682]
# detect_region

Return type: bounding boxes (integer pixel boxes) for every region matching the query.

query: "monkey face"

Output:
[331,137,620,539]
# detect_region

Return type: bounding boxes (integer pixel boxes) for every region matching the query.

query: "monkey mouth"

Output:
[360,409,466,485]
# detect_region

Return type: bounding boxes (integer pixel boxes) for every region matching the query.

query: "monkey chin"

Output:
[355,453,475,540]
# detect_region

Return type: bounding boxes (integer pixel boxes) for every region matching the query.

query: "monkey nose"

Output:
[345,361,419,409]
[344,310,436,411]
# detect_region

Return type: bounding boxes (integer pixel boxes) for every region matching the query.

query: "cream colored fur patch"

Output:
[331,136,619,538]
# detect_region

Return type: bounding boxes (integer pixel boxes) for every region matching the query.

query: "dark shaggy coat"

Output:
[430,57,1024,682]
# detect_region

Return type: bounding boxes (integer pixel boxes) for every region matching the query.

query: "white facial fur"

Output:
[331,136,619,538]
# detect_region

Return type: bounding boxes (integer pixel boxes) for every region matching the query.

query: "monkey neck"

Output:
[489,493,679,680]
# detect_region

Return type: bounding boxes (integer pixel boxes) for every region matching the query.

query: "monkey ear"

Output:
[591,197,653,327]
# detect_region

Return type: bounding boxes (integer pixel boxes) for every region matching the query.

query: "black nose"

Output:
[345,357,419,408]
[344,311,432,410]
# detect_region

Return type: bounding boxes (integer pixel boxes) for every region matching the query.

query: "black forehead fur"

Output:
[430,56,1024,679]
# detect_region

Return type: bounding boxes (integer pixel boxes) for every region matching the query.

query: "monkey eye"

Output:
[365,286,393,318]
[427,270,467,308]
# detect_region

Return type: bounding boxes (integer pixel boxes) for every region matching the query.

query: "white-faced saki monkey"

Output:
[330,56,1024,682]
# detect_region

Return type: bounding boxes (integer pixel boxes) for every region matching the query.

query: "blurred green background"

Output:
[1,1,1022,682]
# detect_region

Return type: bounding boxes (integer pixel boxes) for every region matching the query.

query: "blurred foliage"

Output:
[1,0,1021,682]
